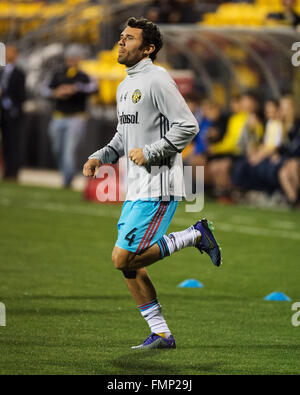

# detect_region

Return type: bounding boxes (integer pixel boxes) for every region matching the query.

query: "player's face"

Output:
[118,26,149,67]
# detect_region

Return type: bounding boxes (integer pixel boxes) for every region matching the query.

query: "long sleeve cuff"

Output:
[89,145,119,164]
[143,138,179,164]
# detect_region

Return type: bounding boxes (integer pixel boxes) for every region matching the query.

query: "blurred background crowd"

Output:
[183,91,300,207]
[1,0,300,208]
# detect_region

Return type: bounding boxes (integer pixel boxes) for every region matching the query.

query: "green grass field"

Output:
[1,181,300,375]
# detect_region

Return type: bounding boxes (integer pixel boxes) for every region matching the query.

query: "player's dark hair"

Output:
[126,17,163,61]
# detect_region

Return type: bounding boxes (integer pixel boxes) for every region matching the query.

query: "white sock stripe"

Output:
[140,302,161,318]
[163,226,200,255]
[138,298,159,312]
[142,305,170,334]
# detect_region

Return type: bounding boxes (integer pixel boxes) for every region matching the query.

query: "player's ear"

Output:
[143,44,155,57]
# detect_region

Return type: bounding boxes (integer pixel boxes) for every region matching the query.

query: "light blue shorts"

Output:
[116,199,178,254]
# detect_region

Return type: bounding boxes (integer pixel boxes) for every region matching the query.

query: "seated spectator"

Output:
[205,99,228,145]
[276,95,300,205]
[209,92,262,158]
[229,94,243,116]
[231,101,283,195]
[266,0,300,28]
[184,94,227,186]
[193,98,227,158]
[207,92,263,199]
[182,92,207,166]
[247,99,283,166]
[231,96,300,207]
[185,92,300,207]
[280,94,300,138]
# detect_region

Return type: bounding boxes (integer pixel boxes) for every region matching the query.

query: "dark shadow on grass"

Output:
[110,350,222,375]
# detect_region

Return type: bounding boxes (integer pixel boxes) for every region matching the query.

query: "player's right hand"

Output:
[83,158,101,178]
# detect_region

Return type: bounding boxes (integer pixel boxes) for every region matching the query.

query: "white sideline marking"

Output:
[231,216,256,225]
[1,198,300,241]
[24,201,121,219]
[232,216,296,230]
[270,220,296,230]
[0,302,5,327]
[214,223,300,241]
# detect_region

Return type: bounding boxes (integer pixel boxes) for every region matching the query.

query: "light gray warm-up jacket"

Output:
[89,58,199,200]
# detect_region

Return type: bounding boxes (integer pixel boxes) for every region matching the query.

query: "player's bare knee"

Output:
[112,249,130,271]
[115,258,129,271]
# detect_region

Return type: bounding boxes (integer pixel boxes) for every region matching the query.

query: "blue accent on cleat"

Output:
[193,218,222,267]
[131,333,176,350]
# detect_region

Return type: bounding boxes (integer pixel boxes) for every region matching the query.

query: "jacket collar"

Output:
[126,58,152,76]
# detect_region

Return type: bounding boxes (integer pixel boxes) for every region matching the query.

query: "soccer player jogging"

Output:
[83,17,222,349]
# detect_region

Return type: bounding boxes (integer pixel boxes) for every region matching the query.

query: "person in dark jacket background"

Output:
[42,44,98,188]
[0,44,26,181]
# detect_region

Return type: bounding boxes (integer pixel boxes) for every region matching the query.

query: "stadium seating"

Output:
[0,0,145,41]
[0,0,101,42]
[2,0,300,41]
[200,0,300,27]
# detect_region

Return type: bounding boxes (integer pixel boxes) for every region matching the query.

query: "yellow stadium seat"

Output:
[201,0,294,27]
[235,65,259,88]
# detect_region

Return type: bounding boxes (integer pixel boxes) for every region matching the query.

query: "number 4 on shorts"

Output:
[125,227,137,246]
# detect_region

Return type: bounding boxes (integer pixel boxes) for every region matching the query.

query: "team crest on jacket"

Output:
[132,89,142,104]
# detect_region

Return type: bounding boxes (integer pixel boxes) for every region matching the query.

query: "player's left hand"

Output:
[129,148,147,166]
